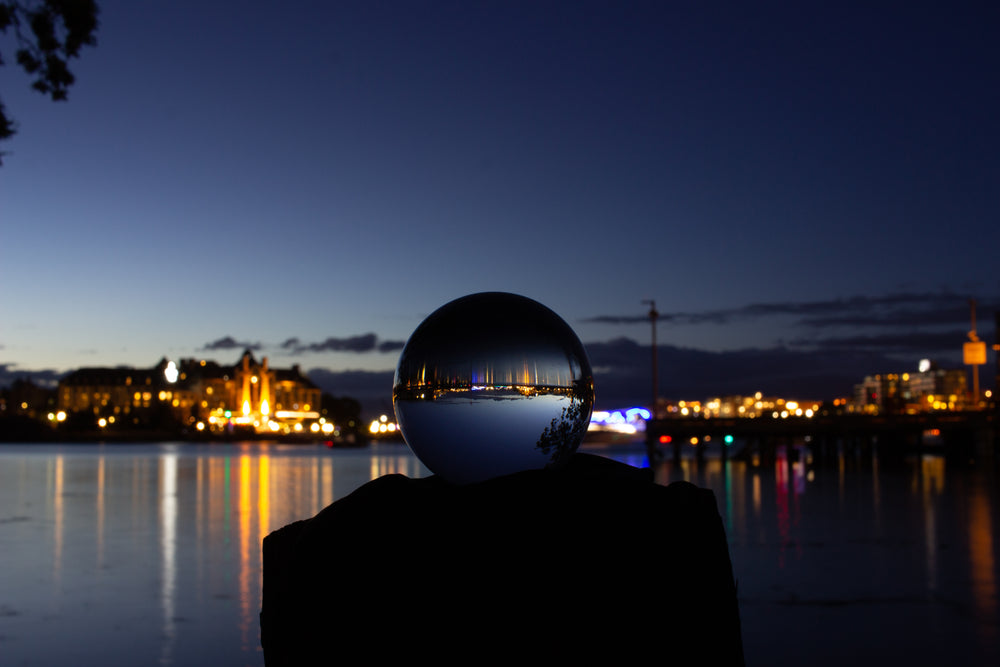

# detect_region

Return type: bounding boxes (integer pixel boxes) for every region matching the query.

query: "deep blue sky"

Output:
[1,1,998,411]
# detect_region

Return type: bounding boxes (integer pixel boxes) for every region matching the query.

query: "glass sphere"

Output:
[393,292,595,485]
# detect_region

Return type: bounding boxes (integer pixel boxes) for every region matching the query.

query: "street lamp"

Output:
[641,299,658,417]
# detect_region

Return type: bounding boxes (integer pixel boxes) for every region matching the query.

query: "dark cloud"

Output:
[282,334,376,354]
[203,336,262,351]
[378,340,406,353]
[281,334,405,355]
[588,291,998,326]
[0,364,64,389]
[791,329,970,353]
[204,334,403,356]
[586,291,999,352]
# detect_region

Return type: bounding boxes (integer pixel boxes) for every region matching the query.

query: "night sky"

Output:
[1,1,997,414]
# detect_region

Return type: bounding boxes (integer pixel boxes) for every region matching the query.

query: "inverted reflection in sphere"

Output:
[392,292,595,485]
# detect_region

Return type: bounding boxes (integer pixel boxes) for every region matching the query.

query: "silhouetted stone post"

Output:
[261,453,744,665]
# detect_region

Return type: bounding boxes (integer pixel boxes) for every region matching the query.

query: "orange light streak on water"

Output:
[969,475,997,650]
[239,455,253,652]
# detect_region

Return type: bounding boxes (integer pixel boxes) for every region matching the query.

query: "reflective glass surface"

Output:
[393,292,594,484]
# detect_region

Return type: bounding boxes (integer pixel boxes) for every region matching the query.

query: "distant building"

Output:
[0,378,57,419]
[58,351,322,433]
[851,360,968,413]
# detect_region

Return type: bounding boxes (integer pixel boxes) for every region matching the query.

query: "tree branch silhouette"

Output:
[0,0,99,163]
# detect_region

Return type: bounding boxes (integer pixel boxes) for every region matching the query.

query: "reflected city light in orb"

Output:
[393,292,595,485]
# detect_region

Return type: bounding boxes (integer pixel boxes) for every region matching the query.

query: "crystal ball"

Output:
[393,292,595,485]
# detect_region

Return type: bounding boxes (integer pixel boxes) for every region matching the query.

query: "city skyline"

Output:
[1,2,998,409]
[2,305,994,417]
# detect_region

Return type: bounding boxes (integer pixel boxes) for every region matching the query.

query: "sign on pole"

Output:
[964,340,987,366]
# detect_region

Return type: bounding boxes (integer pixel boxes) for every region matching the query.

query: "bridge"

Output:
[644,409,1000,465]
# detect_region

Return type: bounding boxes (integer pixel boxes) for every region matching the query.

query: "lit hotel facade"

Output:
[58,350,322,434]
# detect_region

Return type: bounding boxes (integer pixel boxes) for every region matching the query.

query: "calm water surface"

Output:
[0,440,997,666]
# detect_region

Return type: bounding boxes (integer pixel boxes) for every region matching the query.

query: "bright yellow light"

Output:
[322,422,335,434]
[196,422,205,431]
[243,400,251,416]
[805,409,814,418]
[754,391,762,400]
[56,411,67,422]
[369,421,380,434]
[293,423,303,432]
[251,376,258,384]
[261,399,270,416]
[270,421,281,432]
[786,401,799,411]
[98,418,107,428]
[689,437,698,445]
[310,423,320,433]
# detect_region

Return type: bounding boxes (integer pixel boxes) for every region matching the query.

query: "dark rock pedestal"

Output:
[261,453,744,665]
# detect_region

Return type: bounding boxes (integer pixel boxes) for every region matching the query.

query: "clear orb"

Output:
[393,292,595,485]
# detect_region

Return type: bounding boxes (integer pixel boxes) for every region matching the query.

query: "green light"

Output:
[724,434,734,445]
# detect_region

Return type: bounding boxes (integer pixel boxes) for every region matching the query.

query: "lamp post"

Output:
[642,300,658,417]
[964,299,986,408]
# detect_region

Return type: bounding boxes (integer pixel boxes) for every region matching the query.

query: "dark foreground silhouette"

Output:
[261,453,745,665]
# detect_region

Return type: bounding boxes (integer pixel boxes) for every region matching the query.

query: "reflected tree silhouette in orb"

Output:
[535,384,591,463]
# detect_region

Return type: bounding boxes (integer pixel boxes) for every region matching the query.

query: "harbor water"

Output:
[0,440,997,666]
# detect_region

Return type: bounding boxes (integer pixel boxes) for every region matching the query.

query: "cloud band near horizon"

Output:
[201,334,405,355]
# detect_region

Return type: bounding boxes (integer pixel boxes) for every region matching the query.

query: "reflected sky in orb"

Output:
[393,292,594,484]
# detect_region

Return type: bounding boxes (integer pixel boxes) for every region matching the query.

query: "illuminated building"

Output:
[852,360,968,413]
[58,351,321,433]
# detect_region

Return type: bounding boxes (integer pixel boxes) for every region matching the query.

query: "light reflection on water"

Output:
[1,441,998,666]
[607,443,999,666]
[1,442,430,667]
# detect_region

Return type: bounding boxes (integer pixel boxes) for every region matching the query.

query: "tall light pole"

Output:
[964,299,986,408]
[642,300,658,417]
